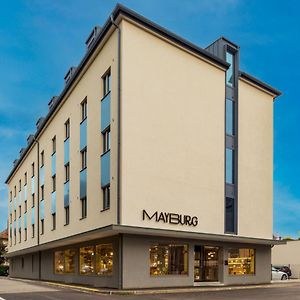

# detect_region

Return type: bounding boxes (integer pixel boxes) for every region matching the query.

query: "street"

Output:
[1,277,300,299]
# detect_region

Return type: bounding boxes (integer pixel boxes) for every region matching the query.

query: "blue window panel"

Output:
[64,181,70,207]
[18,192,21,206]
[24,184,27,201]
[101,150,110,187]
[64,138,70,164]
[80,168,87,199]
[24,212,27,229]
[13,198,16,210]
[40,200,44,220]
[226,99,234,136]
[31,176,35,195]
[9,202,12,214]
[18,217,21,229]
[13,221,16,231]
[80,118,87,150]
[51,191,56,214]
[51,153,56,176]
[40,166,45,186]
[226,51,234,87]
[226,148,234,184]
[31,207,35,225]
[101,92,111,131]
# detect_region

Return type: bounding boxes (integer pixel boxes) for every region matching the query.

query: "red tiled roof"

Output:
[0,229,8,240]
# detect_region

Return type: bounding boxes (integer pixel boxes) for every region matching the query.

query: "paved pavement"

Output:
[1,277,300,299]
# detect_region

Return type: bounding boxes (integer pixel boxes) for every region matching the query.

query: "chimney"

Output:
[64,67,77,85]
[48,96,58,111]
[27,134,34,145]
[36,117,45,130]
[85,26,102,50]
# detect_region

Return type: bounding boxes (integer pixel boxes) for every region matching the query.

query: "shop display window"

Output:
[80,246,95,275]
[228,248,255,275]
[95,244,113,275]
[54,249,76,274]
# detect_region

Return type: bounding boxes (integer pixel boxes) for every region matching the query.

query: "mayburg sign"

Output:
[142,209,198,227]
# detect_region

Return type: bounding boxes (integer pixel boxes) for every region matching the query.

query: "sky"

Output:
[0,0,299,237]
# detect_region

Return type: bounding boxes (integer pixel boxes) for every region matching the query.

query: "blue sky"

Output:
[0,0,299,237]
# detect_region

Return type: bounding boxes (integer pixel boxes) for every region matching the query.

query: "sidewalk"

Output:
[9,277,300,296]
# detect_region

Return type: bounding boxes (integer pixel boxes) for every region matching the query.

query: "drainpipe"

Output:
[110,15,121,226]
[110,14,122,290]
[33,137,41,280]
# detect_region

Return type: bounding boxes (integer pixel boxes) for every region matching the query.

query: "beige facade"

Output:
[5,4,281,288]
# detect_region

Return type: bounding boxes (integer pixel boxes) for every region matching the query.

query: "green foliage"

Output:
[0,265,9,276]
[0,240,6,265]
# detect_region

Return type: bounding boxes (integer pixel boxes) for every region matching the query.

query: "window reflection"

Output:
[226,51,234,87]
[226,148,234,184]
[226,98,234,135]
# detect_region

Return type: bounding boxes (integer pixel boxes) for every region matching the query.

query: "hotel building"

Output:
[5,4,283,288]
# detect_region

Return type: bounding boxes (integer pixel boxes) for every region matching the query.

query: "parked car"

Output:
[273,265,292,278]
[272,267,288,280]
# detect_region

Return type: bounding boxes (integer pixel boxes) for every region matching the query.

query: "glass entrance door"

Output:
[194,246,219,282]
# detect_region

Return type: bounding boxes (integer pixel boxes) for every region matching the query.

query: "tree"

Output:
[0,240,6,265]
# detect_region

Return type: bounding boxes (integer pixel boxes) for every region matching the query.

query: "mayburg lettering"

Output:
[142,209,198,227]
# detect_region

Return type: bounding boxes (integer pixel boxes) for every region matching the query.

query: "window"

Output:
[55,249,76,274]
[226,148,234,184]
[32,224,35,238]
[52,213,56,230]
[80,246,95,275]
[19,229,21,243]
[40,219,44,235]
[150,244,188,276]
[10,191,12,201]
[14,210,16,221]
[24,200,27,213]
[52,136,56,154]
[19,179,21,191]
[24,172,27,185]
[40,151,44,166]
[81,98,87,121]
[226,51,234,87]
[228,249,255,275]
[52,175,56,192]
[19,205,21,216]
[65,163,70,182]
[65,206,70,225]
[226,98,234,136]
[225,197,235,233]
[24,228,27,241]
[81,197,87,219]
[65,119,70,139]
[14,186,16,197]
[81,148,87,170]
[103,186,110,210]
[95,244,113,275]
[32,194,35,208]
[41,185,44,200]
[102,127,110,153]
[32,163,35,177]
[103,69,111,96]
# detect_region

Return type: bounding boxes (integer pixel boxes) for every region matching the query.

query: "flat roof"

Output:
[5,3,281,183]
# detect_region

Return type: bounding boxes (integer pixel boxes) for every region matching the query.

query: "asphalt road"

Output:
[1,277,300,299]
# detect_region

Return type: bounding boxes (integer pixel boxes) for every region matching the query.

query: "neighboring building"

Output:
[0,229,9,266]
[272,241,300,278]
[5,4,283,289]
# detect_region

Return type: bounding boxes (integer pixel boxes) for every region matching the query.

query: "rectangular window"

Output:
[81,148,87,170]
[52,136,56,154]
[19,205,21,216]
[24,228,27,241]
[65,163,70,182]
[102,128,110,153]
[95,244,113,275]
[32,163,35,177]
[80,246,95,275]
[52,213,56,230]
[19,179,21,191]
[14,186,16,197]
[40,219,44,235]
[228,249,255,275]
[103,69,111,96]
[41,185,44,200]
[65,119,70,139]
[32,224,35,238]
[150,244,188,276]
[40,151,44,166]
[81,197,87,219]
[10,191,12,201]
[24,200,27,213]
[226,98,234,136]
[226,51,234,87]
[32,194,35,208]
[226,148,234,184]
[25,172,27,185]
[19,229,21,243]
[225,197,235,233]
[14,210,16,221]
[52,175,56,192]
[55,249,76,274]
[65,206,70,225]
[103,185,110,210]
[81,98,87,121]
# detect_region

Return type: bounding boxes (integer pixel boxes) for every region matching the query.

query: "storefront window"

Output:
[54,251,64,274]
[150,244,188,276]
[95,244,113,275]
[80,246,95,275]
[228,248,255,275]
[54,249,76,274]
[65,249,76,273]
